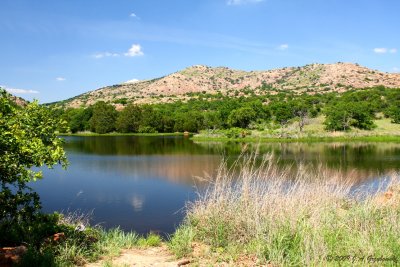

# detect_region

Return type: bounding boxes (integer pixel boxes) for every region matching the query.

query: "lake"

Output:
[33,136,400,235]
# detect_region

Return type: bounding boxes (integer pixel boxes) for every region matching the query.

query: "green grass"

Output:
[17,227,143,267]
[11,215,163,267]
[171,153,400,266]
[60,117,400,141]
[96,228,140,257]
[193,117,400,143]
[167,225,194,258]
[192,135,400,143]
[58,132,185,137]
[136,233,162,247]
[101,261,130,267]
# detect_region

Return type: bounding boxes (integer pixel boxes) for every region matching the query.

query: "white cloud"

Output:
[93,52,120,59]
[56,77,66,81]
[393,67,399,72]
[227,0,264,5]
[130,195,144,212]
[123,79,140,84]
[374,47,397,54]
[129,13,140,20]
[93,45,143,59]
[124,44,144,57]
[2,86,39,94]
[278,44,289,50]
[374,48,387,54]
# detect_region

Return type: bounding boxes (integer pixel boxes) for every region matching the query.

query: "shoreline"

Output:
[58,132,186,137]
[59,132,400,142]
[191,134,400,143]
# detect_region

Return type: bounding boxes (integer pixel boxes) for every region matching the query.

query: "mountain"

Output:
[55,63,400,108]
[12,95,29,107]
[2,91,29,107]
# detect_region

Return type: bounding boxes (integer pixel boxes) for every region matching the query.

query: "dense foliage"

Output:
[56,87,400,134]
[0,88,67,245]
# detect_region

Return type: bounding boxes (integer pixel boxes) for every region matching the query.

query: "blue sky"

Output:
[0,0,399,103]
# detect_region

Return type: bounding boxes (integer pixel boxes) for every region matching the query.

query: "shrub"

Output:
[138,125,158,133]
[0,88,67,242]
[178,153,400,265]
[224,127,250,138]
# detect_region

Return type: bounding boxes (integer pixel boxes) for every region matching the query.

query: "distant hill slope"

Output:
[11,95,28,107]
[1,89,28,107]
[54,63,400,108]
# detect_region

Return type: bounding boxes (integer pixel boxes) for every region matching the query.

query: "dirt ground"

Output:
[85,243,262,267]
[85,245,190,267]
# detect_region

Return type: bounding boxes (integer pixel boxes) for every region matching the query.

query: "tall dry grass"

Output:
[173,151,400,265]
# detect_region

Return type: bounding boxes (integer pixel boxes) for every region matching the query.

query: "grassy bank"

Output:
[58,117,400,142]
[58,132,186,137]
[192,135,400,143]
[193,117,400,143]
[2,213,162,267]
[170,153,400,266]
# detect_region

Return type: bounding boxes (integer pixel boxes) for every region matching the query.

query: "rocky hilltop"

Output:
[11,95,28,107]
[56,63,400,108]
[1,91,28,107]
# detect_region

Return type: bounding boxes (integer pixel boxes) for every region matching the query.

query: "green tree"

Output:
[173,111,204,132]
[64,107,93,133]
[140,105,163,133]
[386,103,400,123]
[173,112,186,132]
[0,89,67,226]
[324,101,375,131]
[116,104,142,133]
[268,101,294,136]
[324,102,354,131]
[183,111,204,132]
[270,102,294,127]
[292,100,310,132]
[89,101,117,134]
[227,107,257,128]
[350,102,376,130]
[161,114,175,132]
[203,111,222,130]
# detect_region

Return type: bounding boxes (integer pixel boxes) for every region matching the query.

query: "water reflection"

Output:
[195,141,400,182]
[32,136,400,235]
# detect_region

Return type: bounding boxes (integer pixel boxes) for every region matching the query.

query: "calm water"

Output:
[32,136,400,235]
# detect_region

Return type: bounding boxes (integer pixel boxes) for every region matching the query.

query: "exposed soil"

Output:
[86,245,187,267]
[85,243,263,267]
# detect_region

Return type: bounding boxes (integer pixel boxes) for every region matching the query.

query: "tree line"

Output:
[54,86,400,134]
